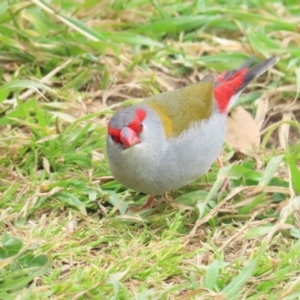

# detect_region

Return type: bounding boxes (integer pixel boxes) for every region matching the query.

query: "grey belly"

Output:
[110,114,227,196]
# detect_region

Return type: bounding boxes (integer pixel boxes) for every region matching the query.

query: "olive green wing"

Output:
[144,75,214,138]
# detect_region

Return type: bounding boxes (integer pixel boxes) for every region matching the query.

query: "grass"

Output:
[0,0,300,299]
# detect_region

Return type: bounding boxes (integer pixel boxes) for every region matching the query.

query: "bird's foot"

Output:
[127,195,155,213]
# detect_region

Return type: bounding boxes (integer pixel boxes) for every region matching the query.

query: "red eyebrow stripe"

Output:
[136,109,146,121]
[128,108,147,134]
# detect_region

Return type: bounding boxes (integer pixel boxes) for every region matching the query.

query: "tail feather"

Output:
[241,56,279,90]
[214,56,279,113]
[221,56,255,81]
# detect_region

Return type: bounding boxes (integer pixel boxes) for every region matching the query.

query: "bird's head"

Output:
[107,106,148,149]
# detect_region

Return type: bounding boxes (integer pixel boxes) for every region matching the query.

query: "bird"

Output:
[106,56,279,211]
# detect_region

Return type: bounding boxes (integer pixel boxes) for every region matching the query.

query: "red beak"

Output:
[120,127,141,148]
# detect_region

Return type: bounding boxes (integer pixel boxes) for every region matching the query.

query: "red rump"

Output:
[214,68,248,113]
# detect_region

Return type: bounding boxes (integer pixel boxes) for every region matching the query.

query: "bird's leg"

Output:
[127,195,155,212]
[217,156,231,193]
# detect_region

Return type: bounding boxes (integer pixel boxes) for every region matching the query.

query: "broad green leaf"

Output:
[222,258,257,298]
[239,193,267,214]
[287,156,300,194]
[258,155,284,187]
[0,80,56,104]
[206,165,232,202]
[106,191,129,215]
[204,260,220,290]
[176,190,208,206]
[64,16,104,40]
[54,192,87,215]
[0,266,48,291]
[137,15,217,34]
[245,226,274,239]
[101,31,163,47]
[1,234,23,256]
[64,153,92,168]
[1,183,20,204]
[22,8,50,37]
[0,293,15,300]
[0,1,9,18]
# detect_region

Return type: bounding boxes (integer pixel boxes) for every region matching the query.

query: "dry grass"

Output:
[0,0,300,299]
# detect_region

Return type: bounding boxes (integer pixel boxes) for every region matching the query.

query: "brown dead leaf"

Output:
[255,94,269,130]
[225,107,260,151]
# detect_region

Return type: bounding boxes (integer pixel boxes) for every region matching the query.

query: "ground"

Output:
[0,0,300,299]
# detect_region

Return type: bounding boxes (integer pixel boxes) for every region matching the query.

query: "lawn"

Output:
[0,0,300,299]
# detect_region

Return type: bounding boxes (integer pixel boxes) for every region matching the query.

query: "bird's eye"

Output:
[140,123,143,129]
